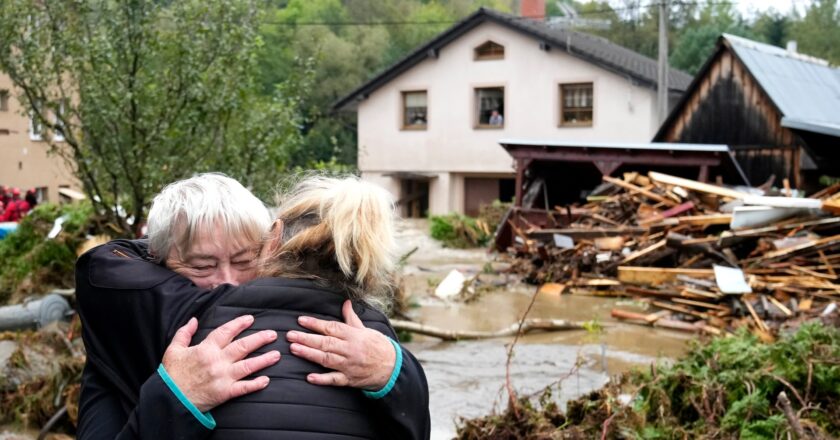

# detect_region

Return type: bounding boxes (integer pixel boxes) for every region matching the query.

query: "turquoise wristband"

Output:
[363,337,403,400]
[157,364,216,430]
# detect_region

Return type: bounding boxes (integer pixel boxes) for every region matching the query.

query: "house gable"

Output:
[334,7,692,112]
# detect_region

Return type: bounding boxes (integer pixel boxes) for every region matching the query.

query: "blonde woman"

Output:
[180,176,429,438]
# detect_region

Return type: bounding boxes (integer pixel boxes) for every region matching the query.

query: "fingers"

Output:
[232,350,281,379]
[286,331,346,356]
[298,315,347,338]
[289,341,346,370]
[342,300,364,329]
[170,317,198,348]
[306,371,350,387]
[228,376,270,400]
[206,315,254,347]
[225,330,278,361]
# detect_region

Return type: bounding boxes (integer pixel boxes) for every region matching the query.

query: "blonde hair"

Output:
[260,175,397,312]
[147,173,272,262]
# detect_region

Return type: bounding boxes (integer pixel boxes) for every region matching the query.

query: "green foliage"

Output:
[0,203,94,303]
[457,322,840,438]
[0,0,305,234]
[429,214,491,248]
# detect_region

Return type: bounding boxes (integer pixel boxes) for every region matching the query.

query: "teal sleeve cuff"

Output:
[156,364,216,430]
[363,337,403,400]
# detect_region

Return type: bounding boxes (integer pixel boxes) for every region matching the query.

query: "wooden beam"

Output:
[618,266,715,285]
[603,175,676,206]
[648,171,750,199]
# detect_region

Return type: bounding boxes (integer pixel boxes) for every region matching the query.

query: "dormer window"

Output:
[474,41,504,60]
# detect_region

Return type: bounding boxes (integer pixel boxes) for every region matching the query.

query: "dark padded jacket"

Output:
[195,278,428,439]
[75,239,430,440]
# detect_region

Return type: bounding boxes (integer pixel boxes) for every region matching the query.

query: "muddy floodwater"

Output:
[396,220,693,439]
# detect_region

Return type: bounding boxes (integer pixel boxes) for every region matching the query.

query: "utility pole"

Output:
[657,0,670,123]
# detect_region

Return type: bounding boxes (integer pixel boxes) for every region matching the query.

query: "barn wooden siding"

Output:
[659,48,803,187]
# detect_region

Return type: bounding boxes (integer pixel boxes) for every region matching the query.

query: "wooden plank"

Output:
[677,214,733,225]
[649,171,750,199]
[619,239,666,265]
[789,265,837,280]
[652,300,710,320]
[603,175,677,207]
[818,251,836,277]
[767,296,793,317]
[743,300,770,332]
[618,267,715,285]
[672,297,729,311]
[639,201,695,225]
[529,227,649,240]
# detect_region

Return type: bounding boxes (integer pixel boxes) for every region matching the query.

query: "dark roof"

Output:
[334,8,693,111]
[655,34,840,141]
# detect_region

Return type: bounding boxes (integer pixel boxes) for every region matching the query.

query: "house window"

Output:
[402,91,427,129]
[560,83,593,126]
[0,90,9,112]
[474,41,505,60]
[54,99,68,142]
[29,102,43,141]
[475,87,504,128]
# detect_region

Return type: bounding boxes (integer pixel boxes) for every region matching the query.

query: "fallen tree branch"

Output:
[778,391,808,439]
[390,319,586,341]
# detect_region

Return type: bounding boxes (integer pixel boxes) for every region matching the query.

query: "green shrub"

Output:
[429,214,491,248]
[0,202,95,303]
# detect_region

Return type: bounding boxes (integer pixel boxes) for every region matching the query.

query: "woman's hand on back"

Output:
[286,300,396,391]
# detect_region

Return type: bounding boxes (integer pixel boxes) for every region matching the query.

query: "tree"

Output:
[790,0,840,64]
[0,0,304,235]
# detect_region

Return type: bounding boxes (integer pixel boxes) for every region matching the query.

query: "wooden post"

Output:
[698,165,709,182]
[515,158,525,207]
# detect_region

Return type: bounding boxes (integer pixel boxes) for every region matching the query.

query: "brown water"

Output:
[396,219,693,439]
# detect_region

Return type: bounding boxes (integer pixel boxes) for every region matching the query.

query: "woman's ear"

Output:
[260,219,284,260]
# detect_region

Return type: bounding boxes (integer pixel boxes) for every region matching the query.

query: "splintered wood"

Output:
[504,171,840,337]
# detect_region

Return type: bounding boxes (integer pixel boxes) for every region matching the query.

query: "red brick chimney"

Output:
[520,0,545,20]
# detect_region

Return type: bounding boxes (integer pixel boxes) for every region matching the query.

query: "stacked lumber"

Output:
[505,172,840,338]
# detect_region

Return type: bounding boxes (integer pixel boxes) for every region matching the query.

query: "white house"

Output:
[335,7,692,217]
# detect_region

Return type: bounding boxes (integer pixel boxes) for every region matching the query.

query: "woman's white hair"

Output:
[260,175,398,312]
[147,173,272,262]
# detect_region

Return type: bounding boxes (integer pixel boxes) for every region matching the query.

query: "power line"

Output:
[259,1,739,26]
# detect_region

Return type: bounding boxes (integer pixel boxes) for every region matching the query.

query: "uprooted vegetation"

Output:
[0,202,97,304]
[456,321,840,439]
[430,201,511,248]
[0,318,84,431]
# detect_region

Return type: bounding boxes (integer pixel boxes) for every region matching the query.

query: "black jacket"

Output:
[75,239,430,439]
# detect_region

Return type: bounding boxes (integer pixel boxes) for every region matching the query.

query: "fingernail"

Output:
[286,331,298,341]
[289,343,300,354]
[245,315,255,323]
[271,350,281,361]
[298,316,312,325]
[260,376,270,387]
[265,330,277,340]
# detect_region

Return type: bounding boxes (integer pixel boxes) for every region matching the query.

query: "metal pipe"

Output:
[0,293,73,331]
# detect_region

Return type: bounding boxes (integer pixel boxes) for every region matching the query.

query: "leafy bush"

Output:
[0,202,95,304]
[429,214,491,248]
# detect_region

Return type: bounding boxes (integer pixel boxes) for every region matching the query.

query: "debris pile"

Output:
[505,171,840,338]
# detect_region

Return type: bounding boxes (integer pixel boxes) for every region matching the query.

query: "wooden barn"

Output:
[654,34,840,191]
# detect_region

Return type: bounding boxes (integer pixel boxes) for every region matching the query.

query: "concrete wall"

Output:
[356,21,661,215]
[0,73,78,203]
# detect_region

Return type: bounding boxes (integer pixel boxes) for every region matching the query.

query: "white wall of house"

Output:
[356,21,661,215]
[0,73,78,204]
